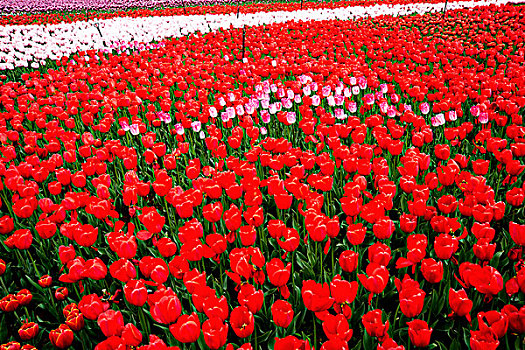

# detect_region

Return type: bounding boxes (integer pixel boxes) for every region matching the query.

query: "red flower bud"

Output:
[55,287,68,301]
[49,324,74,349]
[38,275,52,288]
[18,322,39,341]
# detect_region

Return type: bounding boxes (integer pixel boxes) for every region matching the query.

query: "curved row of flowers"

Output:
[0,0,268,15]
[0,0,523,70]
[0,0,494,25]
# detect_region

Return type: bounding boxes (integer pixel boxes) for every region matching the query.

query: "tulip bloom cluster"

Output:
[0,0,520,69]
[1,2,525,350]
[0,0,502,25]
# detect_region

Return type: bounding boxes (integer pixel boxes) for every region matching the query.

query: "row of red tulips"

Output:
[0,0,479,26]
[0,3,525,350]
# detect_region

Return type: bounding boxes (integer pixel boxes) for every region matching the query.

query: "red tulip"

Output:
[203,317,228,350]
[477,310,508,338]
[358,263,389,304]
[238,283,264,314]
[97,309,124,337]
[16,289,32,306]
[38,274,52,288]
[322,314,353,341]
[372,216,395,240]
[330,275,358,318]
[339,250,358,273]
[55,287,68,301]
[470,328,499,350]
[49,324,74,349]
[18,322,39,341]
[118,323,141,347]
[509,222,525,246]
[231,306,255,338]
[407,319,432,347]
[0,258,5,276]
[78,294,109,321]
[0,294,19,312]
[150,289,182,324]
[169,312,201,343]
[301,280,334,312]
[501,304,525,334]
[396,275,425,318]
[266,258,291,298]
[448,288,473,323]
[271,299,294,328]
[66,312,85,332]
[362,309,389,340]
[124,279,148,306]
[274,335,311,350]
[420,258,443,284]
[473,238,496,261]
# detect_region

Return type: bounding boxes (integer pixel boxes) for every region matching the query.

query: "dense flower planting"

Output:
[0,0,291,15]
[0,0,495,25]
[0,0,521,70]
[1,2,525,350]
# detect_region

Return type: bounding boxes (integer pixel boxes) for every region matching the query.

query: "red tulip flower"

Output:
[330,275,358,319]
[301,280,334,312]
[407,319,432,348]
[501,305,525,334]
[97,309,124,337]
[470,328,499,350]
[448,288,473,323]
[230,306,255,338]
[150,289,182,324]
[358,263,389,304]
[509,222,525,246]
[49,324,74,349]
[238,283,264,314]
[170,312,201,343]
[477,310,508,338]
[121,323,142,347]
[271,299,294,328]
[362,309,389,340]
[18,321,39,341]
[266,258,291,298]
[274,335,311,350]
[124,279,148,306]
[203,317,229,350]
[420,258,443,284]
[322,314,353,342]
[339,250,358,273]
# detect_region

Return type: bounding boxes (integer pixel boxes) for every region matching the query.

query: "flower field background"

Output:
[0,1,525,349]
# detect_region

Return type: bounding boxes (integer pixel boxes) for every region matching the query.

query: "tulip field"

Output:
[1,0,525,349]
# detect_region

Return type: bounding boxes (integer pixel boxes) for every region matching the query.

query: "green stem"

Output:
[26,251,41,277]
[0,276,9,293]
[138,306,150,336]
[15,249,29,272]
[313,316,317,349]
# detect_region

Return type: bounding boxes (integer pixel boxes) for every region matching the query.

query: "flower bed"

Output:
[0,0,498,25]
[0,2,524,350]
[0,0,523,70]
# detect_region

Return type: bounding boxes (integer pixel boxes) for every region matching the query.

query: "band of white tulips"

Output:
[0,0,523,70]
